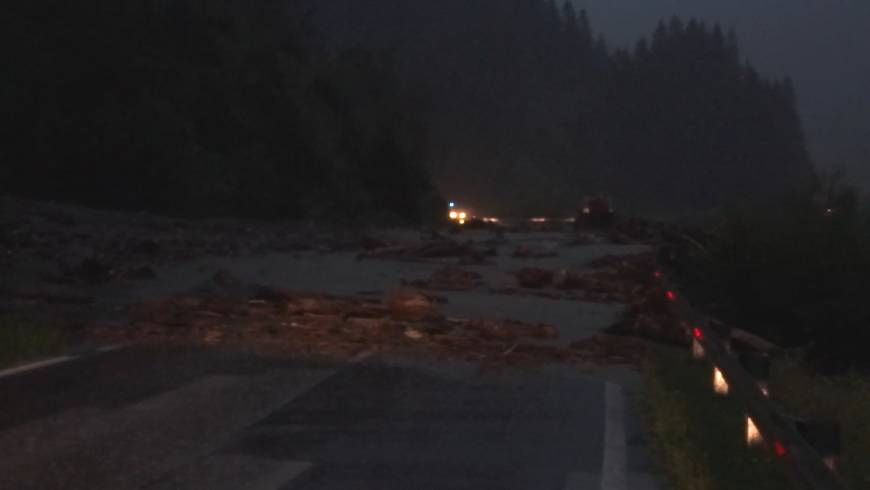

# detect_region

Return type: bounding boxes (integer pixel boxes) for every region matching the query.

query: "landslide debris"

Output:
[88,279,645,365]
[501,253,689,345]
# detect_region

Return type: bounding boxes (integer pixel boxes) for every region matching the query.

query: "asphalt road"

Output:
[0,346,659,490]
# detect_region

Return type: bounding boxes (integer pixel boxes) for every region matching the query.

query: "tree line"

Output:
[682,173,870,373]
[1,0,811,220]
[1,0,440,223]
[311,0,812,215]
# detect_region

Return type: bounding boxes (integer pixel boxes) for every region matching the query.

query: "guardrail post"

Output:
[692,321,731,361]
[658,267,847,489]
[795,419,842,474]
[747,415,764,447]
[714,365,730,395]
[708,324,734,396]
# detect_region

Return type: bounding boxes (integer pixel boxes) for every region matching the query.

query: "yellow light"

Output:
[746,416,763,447]
[714,367,729,395]
[459,219,465,225]
[530,217,547,223]
[459,212,467,219]
[449,211,458,220]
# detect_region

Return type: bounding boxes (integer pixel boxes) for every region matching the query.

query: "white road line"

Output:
[0,343,129,380]
[0,355,76,379]
[350,350,373,363]
[600,382,628,490]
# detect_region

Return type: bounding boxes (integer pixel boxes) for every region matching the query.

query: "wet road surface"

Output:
[0,346,659,490]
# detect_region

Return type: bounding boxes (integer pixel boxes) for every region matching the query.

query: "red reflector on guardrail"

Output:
[774,441,787,457]
[666,290,676,301]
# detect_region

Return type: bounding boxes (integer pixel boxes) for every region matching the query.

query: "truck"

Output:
[575,193,614,229]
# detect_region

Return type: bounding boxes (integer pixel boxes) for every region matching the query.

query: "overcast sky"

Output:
[573,0,870,187]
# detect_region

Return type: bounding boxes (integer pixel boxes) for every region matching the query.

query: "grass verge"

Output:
[770,361,870,489]
[0,315,66,369]
[643,346,790,490]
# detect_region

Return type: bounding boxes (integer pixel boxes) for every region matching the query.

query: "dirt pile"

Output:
[582,254,687,343]
[605,286,687,344]
[505,254,655,303]
[501,253,688,344]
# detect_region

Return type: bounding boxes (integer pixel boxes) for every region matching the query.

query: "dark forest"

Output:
[1,0,810,220]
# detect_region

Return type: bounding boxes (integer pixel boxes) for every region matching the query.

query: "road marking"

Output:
[351,350,373,363]
[600,382,628,490]
[0,355,76,379]
[0,343,129,380]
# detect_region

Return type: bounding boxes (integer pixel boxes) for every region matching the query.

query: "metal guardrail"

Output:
[656,265,848,490]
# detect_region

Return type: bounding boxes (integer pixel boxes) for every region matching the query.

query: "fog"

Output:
[574,0,870,187]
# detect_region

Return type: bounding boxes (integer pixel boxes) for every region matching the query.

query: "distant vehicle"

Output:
[448,209,468,225]
[447,201,469,225]
[446,201,501,229]
[575,193,614,229]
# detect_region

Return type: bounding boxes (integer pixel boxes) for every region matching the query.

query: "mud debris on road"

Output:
[1,197,686,369]
[356,238,497,263]
[87,275,646,366]
[508,253,654,302]
[499,252,690,345]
